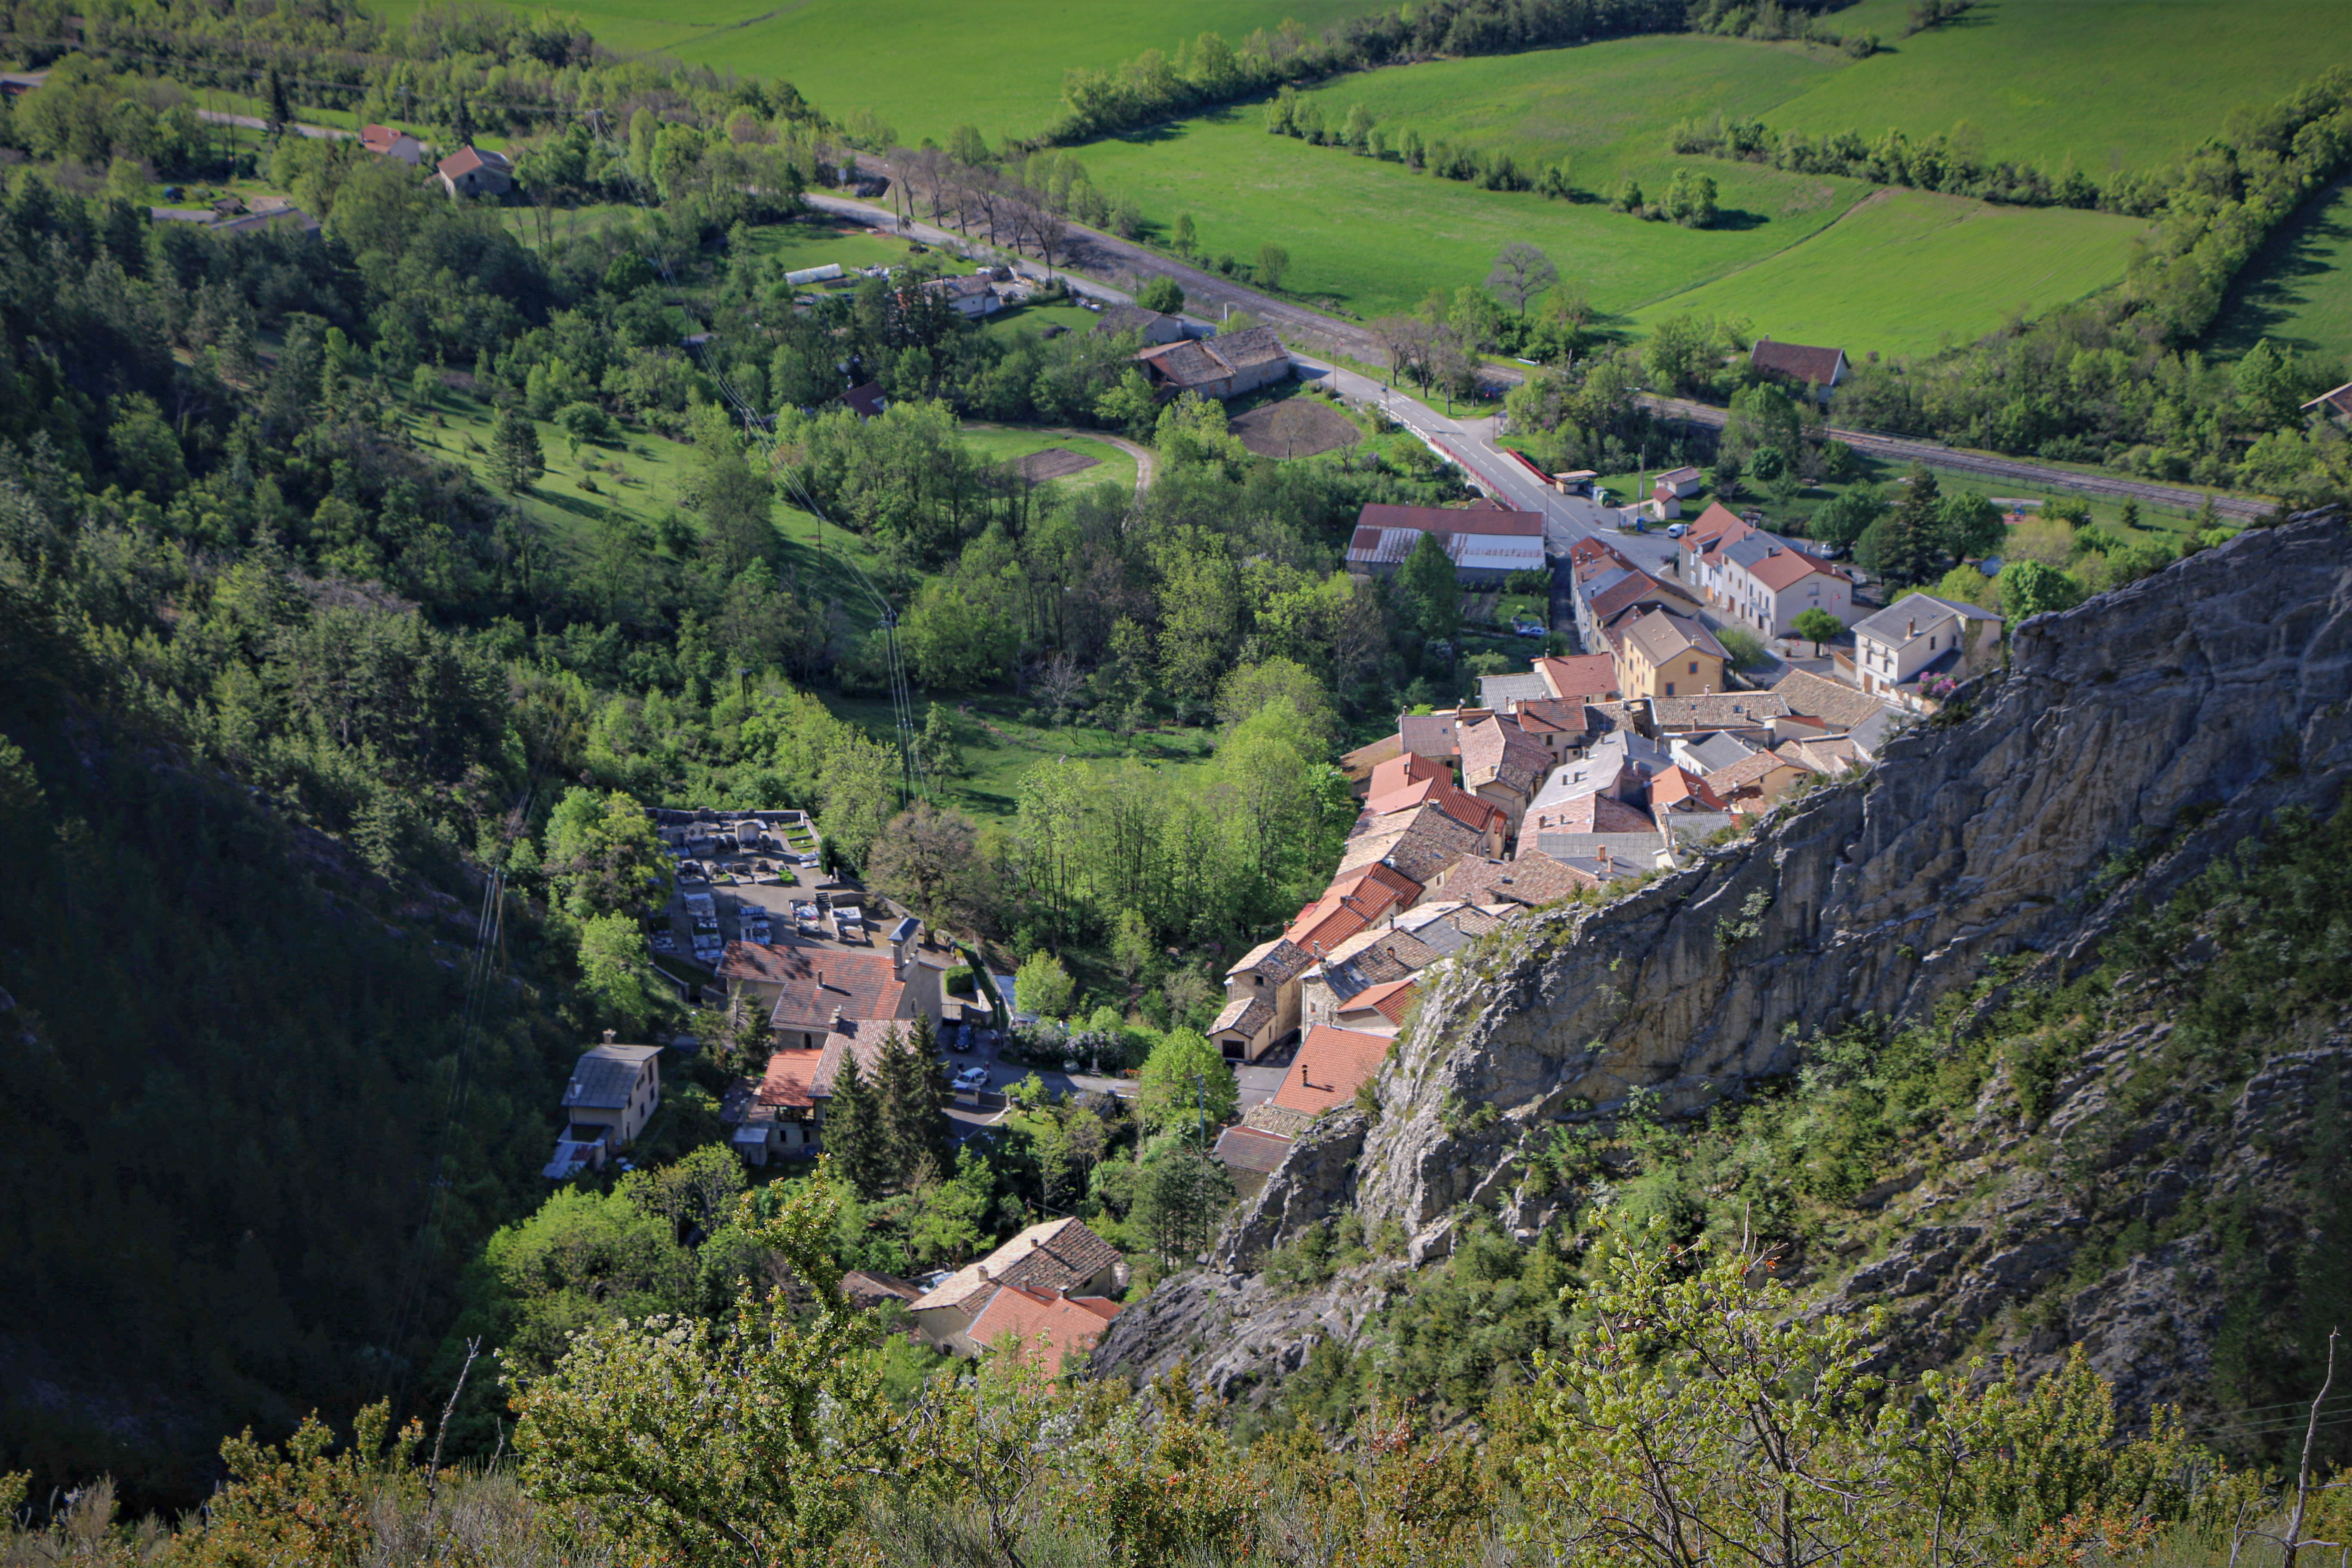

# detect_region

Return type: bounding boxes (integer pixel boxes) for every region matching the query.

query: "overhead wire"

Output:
[582,105,929,805]
[376,783,531,1419]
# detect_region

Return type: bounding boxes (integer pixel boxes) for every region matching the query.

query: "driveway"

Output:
[195,108,354,141]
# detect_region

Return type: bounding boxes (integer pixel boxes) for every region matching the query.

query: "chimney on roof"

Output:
[602,1029,616,1044]
[977,1265,990,1281]
[1598,844,1612,870]
[1907,618,1918,638]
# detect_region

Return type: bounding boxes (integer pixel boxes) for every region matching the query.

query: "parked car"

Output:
[953,1066,989,1089]
[1666,522,1687,538]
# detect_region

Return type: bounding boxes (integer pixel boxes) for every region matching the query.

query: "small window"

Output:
[1689,662,1699,674]
[1664,682,1676,697]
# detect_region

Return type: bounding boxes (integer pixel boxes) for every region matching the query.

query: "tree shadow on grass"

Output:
[2208,178,2352,358]
[522,487,614,525]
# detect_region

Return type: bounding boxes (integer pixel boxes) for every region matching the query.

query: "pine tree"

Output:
[825,1053,888,1198]
[453,92,476,149]
[264,67,292,139]
[879,1018,951,1185]
[1860,463,1946,588]
[490,406,545,494]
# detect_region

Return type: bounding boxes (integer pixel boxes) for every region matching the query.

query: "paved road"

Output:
[1639,394,2271,521]
[1288,349,1682,575]
[195,108,355,141]
[827,175,2275,524]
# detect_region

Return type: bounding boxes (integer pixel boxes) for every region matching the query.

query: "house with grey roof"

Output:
[545,1035,663,1177]
[1093,304,1186,344]
[1134,325,1290,400]
[1850,593,2004,710]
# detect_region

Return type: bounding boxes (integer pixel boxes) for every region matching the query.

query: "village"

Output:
[535,438,2006,1379]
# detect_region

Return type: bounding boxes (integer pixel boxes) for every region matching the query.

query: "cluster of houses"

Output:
[362,121,518,199]
[547,1030,1125,1374]
[1206,489,2004,1187]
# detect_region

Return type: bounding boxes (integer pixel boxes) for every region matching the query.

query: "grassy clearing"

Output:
[406,391,903,615]
[1629,187,2148,357]
[957,424,1140,496]
[2208,177,2352,365]
[825,694,1219,816]
[1080,104,1868,322]
[739,216,965,275]
[980,300,1104,341]
[1767,0,2352,176]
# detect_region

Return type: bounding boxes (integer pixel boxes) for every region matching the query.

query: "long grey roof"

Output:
[562,1044,661,1109]
[1477,672,1553,707]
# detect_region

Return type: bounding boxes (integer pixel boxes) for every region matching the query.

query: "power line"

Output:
[583,105,928,807]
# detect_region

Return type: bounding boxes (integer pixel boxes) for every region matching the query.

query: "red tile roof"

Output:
[1367,751,1450,796]
[1567,536,1635,573]
[1214,1124,1295,1175]
[1749,337,1846,386]
[757,1047,828,1108]
[1329,861,1425,909]
[1650,765,1728,813]
[1271,1026,1393,1117]
[1744,544,1845,592]
[1341,977,1420,1025]
[436,144,505,179]
[1283,860,1419,953]
[1537,654,1620,701]
[721,943,909,1034]
[1363,776,1505,837]
[964,1284,1121,1376]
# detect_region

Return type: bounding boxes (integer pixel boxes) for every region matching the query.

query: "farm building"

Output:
[1343,501,1545,585]
[1134,326,1291,400]
[925,275,1003,317]
[361,124,424,165]
[1093,305,1187,344]
[1748,337,1847,399]
[436,145,512,198]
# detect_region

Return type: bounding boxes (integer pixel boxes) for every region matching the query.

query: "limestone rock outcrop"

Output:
[1093,508,2352,1396]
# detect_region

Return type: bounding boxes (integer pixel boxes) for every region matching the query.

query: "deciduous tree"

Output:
[1485,242,1560,317]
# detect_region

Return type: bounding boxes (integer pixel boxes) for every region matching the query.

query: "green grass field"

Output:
[408,392,907,617]
[1080,101,1871,322]
[957,424,1139,495]
[1629,187,2148,357]
[1768,0,2352,178]
[2209,177,2352,366]
[825,694,1217,816]
[366,0,1372,146]
[740,217,962,275]
[1290,32,1843,187]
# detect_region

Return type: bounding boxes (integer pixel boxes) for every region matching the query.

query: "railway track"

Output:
[1639,395,2275,522]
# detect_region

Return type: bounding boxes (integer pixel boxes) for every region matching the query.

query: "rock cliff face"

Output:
[1094,508,2352,1402]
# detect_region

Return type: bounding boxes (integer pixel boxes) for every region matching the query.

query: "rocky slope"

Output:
[1096,508,2352,1420]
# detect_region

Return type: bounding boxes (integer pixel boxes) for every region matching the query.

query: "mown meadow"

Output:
[2210,176,2352,365]
[1628,186,2149,356]
[1766,0,2352,174]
